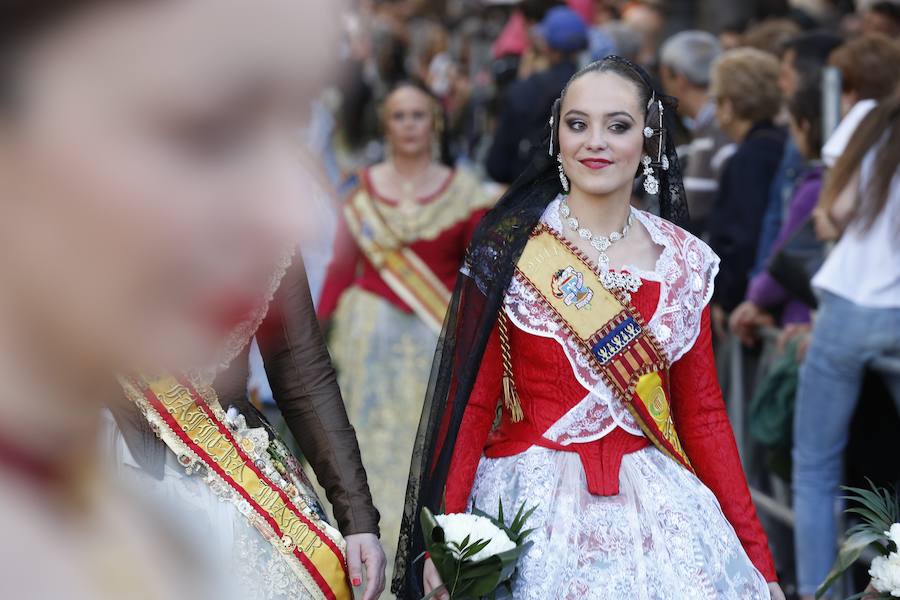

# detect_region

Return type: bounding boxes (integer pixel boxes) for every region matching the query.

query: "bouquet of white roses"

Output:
[419,500,535,599]
[817,480,900,599]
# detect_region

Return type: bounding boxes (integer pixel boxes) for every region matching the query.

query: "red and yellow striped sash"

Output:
[343,189,451,335]
[121,375,352,600]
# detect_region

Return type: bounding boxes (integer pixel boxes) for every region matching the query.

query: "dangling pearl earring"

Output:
[557,154,569,193]
[642,154,659,195]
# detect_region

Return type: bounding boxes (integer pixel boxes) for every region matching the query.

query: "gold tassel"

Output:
[498,312,524,423]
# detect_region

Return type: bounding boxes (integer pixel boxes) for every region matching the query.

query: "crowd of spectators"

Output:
[304,1,900,598]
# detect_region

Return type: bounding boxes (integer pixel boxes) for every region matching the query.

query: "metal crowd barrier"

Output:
[724,326,794,523]
[722,325,900,596]
[726,329,900,518]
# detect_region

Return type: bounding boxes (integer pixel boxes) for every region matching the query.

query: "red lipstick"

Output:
[579,158,613,170]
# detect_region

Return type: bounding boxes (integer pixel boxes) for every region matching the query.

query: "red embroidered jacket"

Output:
[443,278,778,582]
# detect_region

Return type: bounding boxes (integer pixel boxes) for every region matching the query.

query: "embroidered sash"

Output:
[514,225,693,471]
[344,187,452,335]
[120,374,352,600]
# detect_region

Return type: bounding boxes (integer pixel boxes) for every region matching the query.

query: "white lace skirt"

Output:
[468,446,769,600]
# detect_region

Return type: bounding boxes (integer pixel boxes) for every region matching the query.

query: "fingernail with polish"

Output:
[352,578,361,587]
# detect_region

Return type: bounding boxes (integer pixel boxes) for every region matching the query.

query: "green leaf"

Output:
[881,486,900,520]
[463,569,504,596]
[510,505,539,540]
[516,527,538,543]
[420,508,446,546]
[846,507,891,531]
[841,484,894,526]
[470,506,491,520]
[457,558,502,580]
[461,538,491,560]
[815,529,884,598]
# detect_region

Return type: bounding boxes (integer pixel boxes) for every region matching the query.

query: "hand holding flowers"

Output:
[419,500,535,600]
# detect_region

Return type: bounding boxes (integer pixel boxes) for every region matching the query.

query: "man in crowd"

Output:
[659,30,731,238]
[486,6,589,185]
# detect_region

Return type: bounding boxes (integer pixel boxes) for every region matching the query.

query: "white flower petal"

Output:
[435,513,515,562]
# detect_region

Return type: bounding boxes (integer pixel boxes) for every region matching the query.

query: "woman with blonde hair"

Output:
[707,48,786,326]
[318,80,492,574]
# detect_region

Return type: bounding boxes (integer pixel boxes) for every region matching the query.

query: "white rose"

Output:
[435,513,516,562]
[869,552,900,597]
[887,523,900,550]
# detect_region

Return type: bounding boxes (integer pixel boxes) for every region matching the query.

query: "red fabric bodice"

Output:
[443,276,778,582]
[317,174,487,322]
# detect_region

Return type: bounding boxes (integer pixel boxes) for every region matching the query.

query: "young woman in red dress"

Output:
[393,57,786,600]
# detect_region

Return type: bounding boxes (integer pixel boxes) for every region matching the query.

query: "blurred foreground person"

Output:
[112,254,386,600]
[0,1,379,599]
[793,87,900,600]
[318,80,491,576]
[395,55,785,600]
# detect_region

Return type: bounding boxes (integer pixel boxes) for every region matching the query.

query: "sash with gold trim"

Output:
[514,224,693,472]
[343,186,452,335]
[120,374,352,600]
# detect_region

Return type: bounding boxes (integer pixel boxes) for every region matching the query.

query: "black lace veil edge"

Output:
[391,57,688,599]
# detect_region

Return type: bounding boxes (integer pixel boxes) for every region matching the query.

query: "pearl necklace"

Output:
[559,197,642,298]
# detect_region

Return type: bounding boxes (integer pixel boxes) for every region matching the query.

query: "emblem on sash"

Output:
[551,266,593,310]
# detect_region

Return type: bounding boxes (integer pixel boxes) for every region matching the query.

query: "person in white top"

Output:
[793,86,900,600]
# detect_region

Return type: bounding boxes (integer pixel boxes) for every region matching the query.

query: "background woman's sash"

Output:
[343,188,452,335]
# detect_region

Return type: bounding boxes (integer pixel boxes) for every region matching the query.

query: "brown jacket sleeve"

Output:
[256,256,380,537]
